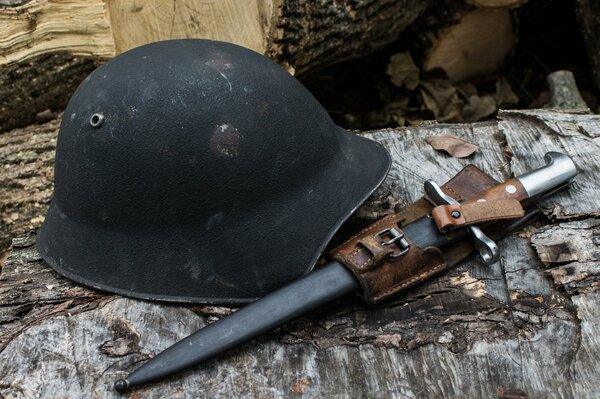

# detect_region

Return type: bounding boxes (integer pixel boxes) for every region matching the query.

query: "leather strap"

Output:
[430,199,524,232]
[328,214,445,303]
[329,165,539,304]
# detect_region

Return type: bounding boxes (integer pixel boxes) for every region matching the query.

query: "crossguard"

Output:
[424,180,499,265]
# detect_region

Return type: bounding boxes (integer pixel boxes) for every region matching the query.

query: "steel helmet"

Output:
[37,39,390,304]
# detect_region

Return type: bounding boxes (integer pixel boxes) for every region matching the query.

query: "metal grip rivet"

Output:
[451,210,461,218]
[505,184,517,194]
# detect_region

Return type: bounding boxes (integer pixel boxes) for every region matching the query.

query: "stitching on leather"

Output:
[373,256,446,302]
[349,246,375,269]
[444,184,461,201]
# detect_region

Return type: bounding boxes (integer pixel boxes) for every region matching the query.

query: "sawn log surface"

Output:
[0,109,599,398]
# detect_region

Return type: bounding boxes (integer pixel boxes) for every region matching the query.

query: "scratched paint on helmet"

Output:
[209,124,240,158]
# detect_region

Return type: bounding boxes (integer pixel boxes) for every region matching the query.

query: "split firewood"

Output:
[0,0,431,70]
[0,0,433,132]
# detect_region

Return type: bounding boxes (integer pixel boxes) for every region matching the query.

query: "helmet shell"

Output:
[37,39,390,304]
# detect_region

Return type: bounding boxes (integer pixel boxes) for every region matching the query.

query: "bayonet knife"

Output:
[115,152,577,392]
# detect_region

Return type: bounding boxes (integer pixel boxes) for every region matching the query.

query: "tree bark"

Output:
[0,0,432,132]
[1,108,599,398]
[0,117,58,258]
[0,55,98,136]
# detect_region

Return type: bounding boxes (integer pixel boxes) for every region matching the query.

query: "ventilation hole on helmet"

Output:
[90,113,104,128]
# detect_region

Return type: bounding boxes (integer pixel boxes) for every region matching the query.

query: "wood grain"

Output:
[532,219,600,294]
[105,0,273,55]
[1,109,599,397]
[0,0,431,72]
[0,0,431,132]
[0,118,58,257]
[0,0,115,65]
[499,109,600,219]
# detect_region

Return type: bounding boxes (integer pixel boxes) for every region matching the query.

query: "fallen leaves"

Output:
[420,80,463,122]
[386,52,420,90]
[364,53,521,127]
[426,135,480,158]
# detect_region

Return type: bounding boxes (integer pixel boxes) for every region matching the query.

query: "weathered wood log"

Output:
[0,54,99,133]
[0,0,432,132]
[0,0,430,69]
[532,219,600,295]
[547,70,589,111]
[0,117,58,259]
[1,109,599,397]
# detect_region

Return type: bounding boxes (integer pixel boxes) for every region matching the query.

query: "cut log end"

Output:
[424,8,516,82]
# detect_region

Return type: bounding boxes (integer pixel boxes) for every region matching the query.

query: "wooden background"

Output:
[0,108,598,398]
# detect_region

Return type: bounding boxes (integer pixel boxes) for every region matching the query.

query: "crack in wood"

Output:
[1,109,599,397]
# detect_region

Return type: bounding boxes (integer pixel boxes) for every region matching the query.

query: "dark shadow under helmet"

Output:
[37,39,391,304]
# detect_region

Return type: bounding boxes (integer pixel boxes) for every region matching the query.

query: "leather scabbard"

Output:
[329,165,540,304]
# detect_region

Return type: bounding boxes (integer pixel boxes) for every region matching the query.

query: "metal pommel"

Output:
[114,379,129,393]
[517,152,577,198]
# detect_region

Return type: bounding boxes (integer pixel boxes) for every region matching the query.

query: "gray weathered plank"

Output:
[531,219,600,294]
[499,109,600,219]
[1,109,599,398]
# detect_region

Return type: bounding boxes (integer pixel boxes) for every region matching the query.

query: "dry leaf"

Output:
[420,80,462,122]
[426,135,479,158]
[495,77,519,107]
[461,94,497,122]
[386,96,411,126]
[386,52,420,90]
[458,82,478,97]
